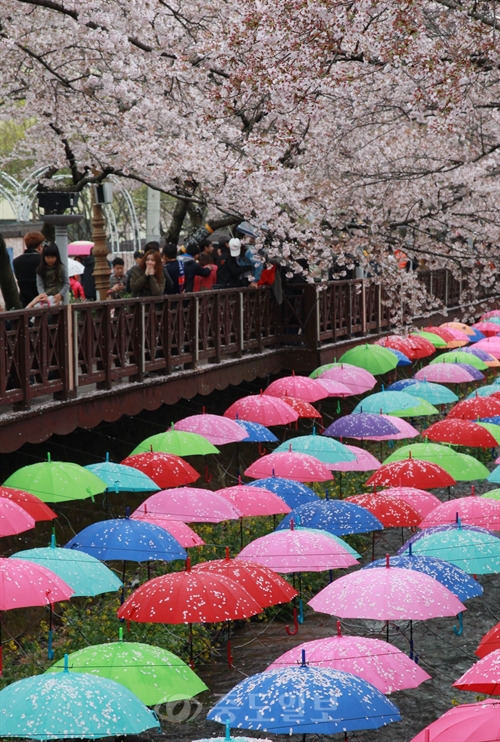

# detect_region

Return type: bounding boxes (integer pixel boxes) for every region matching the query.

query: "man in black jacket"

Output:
[13,232,44,306]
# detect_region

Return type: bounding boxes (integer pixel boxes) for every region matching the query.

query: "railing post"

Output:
[347,283,353,337]
[362,279,367,334]
[191,296,199,368]
[97,304,113,390]
[239,292,245,356]
[303,285,320,351]
[214,293,221,364]
[132,301,145,381]
[13,314,31,411]
[55,304,75,400]
[73,306,79,391]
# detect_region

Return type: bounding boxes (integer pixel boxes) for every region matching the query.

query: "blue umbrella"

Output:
[233,420,278,443]
[386,348,412,366]
[246,477,319,509]
[386,379,417,391]
[481,416,500,425]
[469,329,486,342]
[324,413,399,439]
[276,500,383,536]
[84,454,158,493]
[207,656,400,736]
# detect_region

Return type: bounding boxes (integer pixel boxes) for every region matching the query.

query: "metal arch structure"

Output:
[107,176,141,253]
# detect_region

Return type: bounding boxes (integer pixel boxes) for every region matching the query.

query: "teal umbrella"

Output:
[0,655,159,739]
[404,380,458,406]
[401,525,500,574]
[353,391,439,417]
[384,443,489,481]
[339,344,398,375]
[85,453,158,492]
[273,434,356,465]
[466,384,500,399]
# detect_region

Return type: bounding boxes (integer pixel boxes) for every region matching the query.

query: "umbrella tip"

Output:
[337,620,342,637]
[385,553,390,568]
[50,533,56,549]
[186,556,191,572]
[290,518,295,531]
[119,626,124,642]
[301,648,306,666]
[225,546,230,560]
[63,654,69,673]
[106,452,110,462]
[125,506,130,519]
[225,720,231,741]
[47,452,51,462]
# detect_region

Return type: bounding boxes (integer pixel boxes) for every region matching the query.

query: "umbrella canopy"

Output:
[363,552,483,602]
[399,524,500,574]
[316,378,356,397]
[47,639,207,706]
[276,499,383,535]
[423,419,499,447]
[4,455,106,504]
[356,414,419,441]
[0,499,35,536]
[237,526,359,572]
[410,699,500,742]
[414,363,480,383]
[403,380,459,406]
[246,477,319,509]
[67,257,85,276]
[366,459,456,489]
[324,413,400,440]
[130,513,205,547]
[234,420,279,442]
[487,468,500,486]
[376,487,441,518]
[328,444,382,472]
[135,487,241,523]
[473,337,500,358]
[460,347,500,367]
[447,395,500,420]
[412,330,447,348]
[280,396,321,419]
[117,561,262,624]
[386,348,412,365]
[0,557,74,610]
[0,659,159,739]
[175,413,247,445]
[266,632,431,694]
[320,365,377,394]
[430,351,488,370]
[120,452,199,488]
[339,344,398,374]
[65,517,187,562]
[224,395,298,426]
[67,240,94,255]
[273,434,355,465]
[466,384,500,398]
[424,326,469,346]
[264,374,329,402]
[453,650,500,695]
[477,623,500,658]
[310,361,360,378]
[376,334,434,359]
[207,663,401,735]
[12,537,122,597]
[472,321,500,337]
[85,457,158,493]
[309,562,466,620]
[215,484,291,517]
[130,427,219,456]
[383,443,489,481]
[420,493,500,529]
[244,451,333,482]
[352,391,439,417]
[346,493,422,527]
[0,486,57,521]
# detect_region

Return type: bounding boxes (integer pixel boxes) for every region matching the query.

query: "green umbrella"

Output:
[478,422,500,444]
[130,426,220,456]
[411,331,447,348]
[353,391,439,417]
[3,454,107,504]
[482,488,500,500]
[47,631,207,706]
[309,362,356,379]
[430,352,488,371]
[274,434,356,464]
[403,381,458,406]
[338,345,398,375]
[383,443,489,481]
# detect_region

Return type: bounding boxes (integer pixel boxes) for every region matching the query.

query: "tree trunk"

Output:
[0,234,22,310]
[164,197,189,244]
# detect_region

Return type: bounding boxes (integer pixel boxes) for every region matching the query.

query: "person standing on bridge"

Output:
[13,231,45,307]
[129,249,165,296]
[35,242,70,306]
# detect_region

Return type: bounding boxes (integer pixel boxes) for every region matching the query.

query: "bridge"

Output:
[0,269,493,452]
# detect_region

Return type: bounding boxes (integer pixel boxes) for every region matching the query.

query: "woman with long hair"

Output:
[35,242,70,305]
[129,249,165,296]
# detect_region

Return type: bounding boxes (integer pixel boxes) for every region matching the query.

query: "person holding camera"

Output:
[129,250,165,296]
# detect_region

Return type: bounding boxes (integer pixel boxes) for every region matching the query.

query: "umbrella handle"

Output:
[285,606,299,636]
[48,630,54,661]
[298,598,304,625]
[204,462,213,483]
[453,612,464,636]
[258,442,267,456]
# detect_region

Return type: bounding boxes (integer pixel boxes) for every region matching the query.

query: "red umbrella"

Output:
[225,393,298,426]
[376,487,441,518]
[366,459,456,489]
[447,395,500,420]
[476,623,500,658]
[121,452,199,488]
[423,419,499,447]
[281,396,321,419]
[245,451,333,482]
[376,334,435,359]
[423,326,467,347]
[0,487,57,521]
[453,649,500,694]
[264,374,329,402]
[345,493,421,528]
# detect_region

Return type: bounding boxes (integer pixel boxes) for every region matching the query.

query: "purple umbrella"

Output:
[324,413,400,440]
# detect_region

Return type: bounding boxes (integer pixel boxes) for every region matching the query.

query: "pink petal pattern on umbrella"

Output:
[224,395,298,426]
[244,451,333,482]
[473,337,500,359]
[420,495,500,529]
[0,558,74,609]
[0,499,35,537]
[308,566,466,620]
[414,363,477,383]
[352,415,419,441]
[453,649,500,695]
[175,414,247,445]
[215,485,291,517]
[264,375,329,402]
[376,487,441,518]
[319,366,377,394]
[134,488,242,523]
[328,445,381,472]
[316,379,355,397]
[130,512,205,547]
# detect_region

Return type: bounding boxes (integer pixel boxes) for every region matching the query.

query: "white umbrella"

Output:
[68,257,85,276]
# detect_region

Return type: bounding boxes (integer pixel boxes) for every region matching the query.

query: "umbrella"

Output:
[430,351,488,370]
[366,458,456,489]
[266,630,431,694]
[0,499,35,536]
[453,650,500,695]
[246,477,319,509]
[472,321,500,337]
[234,420,279,442]
[424,326,469,346]
[309,559,466,620]
[12,535,122,597]
[328,444,382,472]
[276,499,383,535]
[0,655,159,739]
[488,468,500,485]
[414,363,480,383]
[482,311,500,319]
[376,486,441,518]
[442,321,475,334]
[346,492,422,527]
[67,240,94,256]
[412,330,447,348]
[120,452,199,488]
[0,557,74,610]
[459,347,500,367]
[320,365,377,394]
[130,512,205,547]
[473,337,500,358]
[352,391,439,417]
[84,453,158,492]
[410,699,500,742]
[264,374,329,402]
[237,525,359,573]
[309,361,360,378]
[377,334,435,359]
[244,451,333,482]
[134,487,242,523]
[215,484,291,516]
[207,661,401,736]
[403,380,459,406]
[419,492,500,529]
[466,384,500,398]
[423,419,499,447]
[316,378,356,397]
[3,454,107,504]
[175,413,248,445]
[477,623,500,658]
[447,395,500,420]
[386,348,412,365]
[67,257,85,276]
[273,433,355,465]
[324,413,400,439]
[280,395,321,419]
[0,486,57,521]
[47,634,208,706]
[339,344,398,374]
[65,517,187,562]
[194,734,271,742]
[224,395,298,426]
[399,524,500,574]
[383,443,489,481]
[130,426,220,456]
[483,486,500,497]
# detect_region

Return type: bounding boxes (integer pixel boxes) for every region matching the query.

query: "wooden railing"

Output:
[0,270,494,411]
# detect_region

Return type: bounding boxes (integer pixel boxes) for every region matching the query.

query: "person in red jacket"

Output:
[69,275,86,300]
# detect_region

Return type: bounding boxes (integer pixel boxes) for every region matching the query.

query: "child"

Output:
[193,252,218,291]
[35,243,70,305]
[70,275,86,300]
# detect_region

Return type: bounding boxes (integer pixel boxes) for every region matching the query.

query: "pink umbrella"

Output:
[320,366,376,394]
[410,699,500,741]
[483,310,500,319]
[134,488,242,523]
[315,379,355,397]
[474,337,500,359]
[244,451,333,482]
[453,649,500,695]
[0,499,35,537]
[130,512,205,547]
[472,321,500,337]
[414,363,477,383]
[237,527,358,573]
[376,487,441,518]
[444,327,471,343]
[175,413,247,445]
[215,484,291,517]
[419,490,500,529]
[67,240,94,256]
[224,394,298,426]
[0,557,74,610]
[352,415,419,441]
[264,374,329,403]
[308,559,465,620]
[328,445,381,472]
[266,628,431,694]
